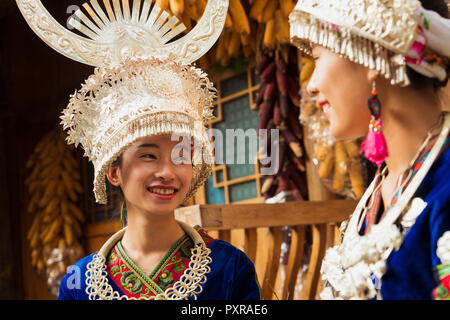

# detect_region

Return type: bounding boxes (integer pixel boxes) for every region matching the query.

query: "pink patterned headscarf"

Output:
[406,6,450,82]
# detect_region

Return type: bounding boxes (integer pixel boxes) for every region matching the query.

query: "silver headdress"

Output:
[289,0,450,86]
[17,0,229,203]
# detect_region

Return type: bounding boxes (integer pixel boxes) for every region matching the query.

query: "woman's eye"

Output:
[141,153,156,159]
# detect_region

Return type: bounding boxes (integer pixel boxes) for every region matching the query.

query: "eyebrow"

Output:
[136,143,159,149]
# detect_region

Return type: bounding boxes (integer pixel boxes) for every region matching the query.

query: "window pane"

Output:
[205,175,225,204]
[230,181,258,202]
[220,72,248,97]
[205,70,260,203]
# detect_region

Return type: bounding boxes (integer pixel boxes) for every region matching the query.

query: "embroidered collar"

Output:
[85,221,215,300]
[106,228,214,299]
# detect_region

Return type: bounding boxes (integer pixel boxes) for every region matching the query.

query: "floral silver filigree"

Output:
[436,231,450,265]
[85,222,212,300]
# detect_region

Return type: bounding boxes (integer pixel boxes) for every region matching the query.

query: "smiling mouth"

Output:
[147,187,179,195]
[317,100,329,108]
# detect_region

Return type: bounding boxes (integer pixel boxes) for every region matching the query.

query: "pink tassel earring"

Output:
[360,80,389,167]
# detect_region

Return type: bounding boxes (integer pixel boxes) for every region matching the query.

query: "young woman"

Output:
[53,47,261,303]
[58,129,261,300]
[16,0,260,300]
[290,0,450,299]
[53,56,262,300]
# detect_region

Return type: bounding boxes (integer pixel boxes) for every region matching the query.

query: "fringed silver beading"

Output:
[290,14,411,86]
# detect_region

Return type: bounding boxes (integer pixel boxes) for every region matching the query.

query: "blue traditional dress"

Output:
[356,129,450,299]
[58,225,261,300]
[359,129,450,299]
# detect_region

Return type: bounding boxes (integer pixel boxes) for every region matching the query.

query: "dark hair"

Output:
[407,0,449,91]
[111,155,122,168]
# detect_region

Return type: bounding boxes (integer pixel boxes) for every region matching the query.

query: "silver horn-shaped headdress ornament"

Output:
[17,0,229,204]
[17,0,228,66]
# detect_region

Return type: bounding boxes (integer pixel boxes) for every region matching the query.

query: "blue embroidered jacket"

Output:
[380,147,450,299]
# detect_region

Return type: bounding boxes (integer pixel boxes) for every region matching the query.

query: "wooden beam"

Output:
[175,200,357,230]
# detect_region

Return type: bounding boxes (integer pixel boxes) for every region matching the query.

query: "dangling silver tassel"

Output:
[358,37,364,66]
[368,41,375,70]
[340,30,348,56]
[333,27,340,54]
[346,34,354,61]
[319,25,325,46]
[382,48,390,80]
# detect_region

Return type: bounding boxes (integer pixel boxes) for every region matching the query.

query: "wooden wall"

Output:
[0,2,93,299]
[0,116,23,299]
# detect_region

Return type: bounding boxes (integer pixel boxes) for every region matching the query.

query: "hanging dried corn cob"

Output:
[201,0,296,68]
[255,47,307,201]
[25,128,85,295]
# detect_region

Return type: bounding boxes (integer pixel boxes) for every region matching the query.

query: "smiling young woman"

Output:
[15,0,262,300]
[56,129,261,301]
[290,0,450,300]
[55,59,262,300]
[106,135,193,276]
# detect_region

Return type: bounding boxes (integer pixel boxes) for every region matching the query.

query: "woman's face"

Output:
[307,45,372,140]
[107,134,193,217]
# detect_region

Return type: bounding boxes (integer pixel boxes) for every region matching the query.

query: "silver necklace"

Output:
[85,221,212,300]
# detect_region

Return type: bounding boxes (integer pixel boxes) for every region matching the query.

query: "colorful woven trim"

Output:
[433,264,450,300]
[106,227,215,299]
[363,134,450,234]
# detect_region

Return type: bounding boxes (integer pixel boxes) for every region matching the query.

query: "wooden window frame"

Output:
[195,66,266,205]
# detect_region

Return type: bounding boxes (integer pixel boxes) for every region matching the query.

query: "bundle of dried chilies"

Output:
[256,47,308,200]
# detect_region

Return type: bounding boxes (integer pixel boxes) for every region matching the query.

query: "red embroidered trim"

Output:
[433,265,450,300]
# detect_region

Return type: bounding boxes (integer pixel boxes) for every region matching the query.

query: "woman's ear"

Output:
[106,164,121,187]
